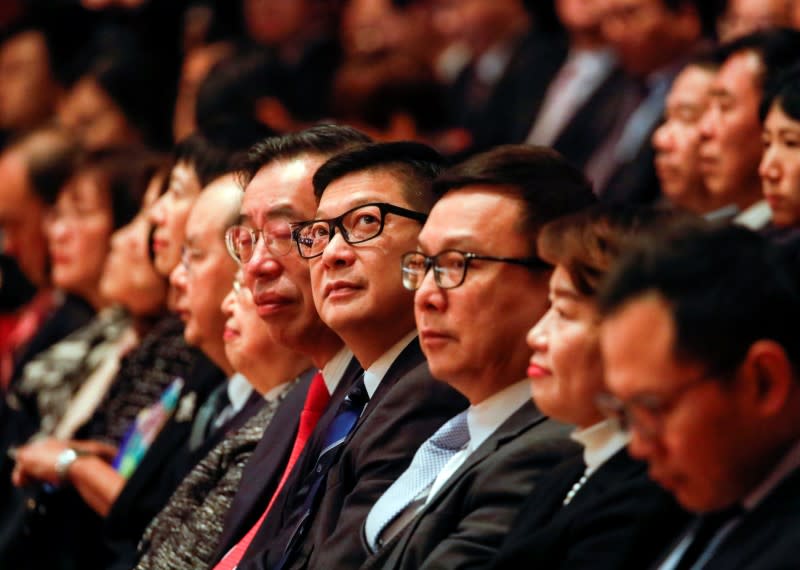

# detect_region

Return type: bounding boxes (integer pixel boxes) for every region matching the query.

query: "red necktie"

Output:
[214,370,330,570]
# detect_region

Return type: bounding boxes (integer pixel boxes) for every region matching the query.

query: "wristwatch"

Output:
[55,448,79,482]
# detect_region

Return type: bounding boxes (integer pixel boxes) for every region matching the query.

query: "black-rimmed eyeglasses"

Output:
[401,249,550,290]
[292,202,428,259]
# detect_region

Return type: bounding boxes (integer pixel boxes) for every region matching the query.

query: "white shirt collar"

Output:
[475,42,514,84]
[362,330,418,399]
[570,419,630,474]
[466,380,531,452]
[227,373,254,414]
[260,378,294,402]
[743,438,800,511]
[321,345,354,396]
[734,199,772,231]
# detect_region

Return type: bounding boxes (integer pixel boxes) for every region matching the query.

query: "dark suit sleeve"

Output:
[305,365,469,570]
[414,431,574,570]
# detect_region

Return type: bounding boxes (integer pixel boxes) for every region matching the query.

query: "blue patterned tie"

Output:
[364,410,470,550]
[274,375,369,570]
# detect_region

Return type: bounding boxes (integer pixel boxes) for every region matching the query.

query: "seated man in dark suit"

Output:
[360,145,597,570]
[589,0,717,204]
[210,126,372,568]
[232,142,469,570]
[600,223,800,569]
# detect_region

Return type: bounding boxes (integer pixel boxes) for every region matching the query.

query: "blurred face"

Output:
[699,51,765,204]
[244,0,308,46]
[148,161,202,276]
[602,295,764,512]
[430,0,523,54]
[242,155,331,353]
[221,272,275,380]
[414,188,549,403]
[100,174,166,315]
[760,102,800,228]
[45,171,114,303]
[0,151,49,286]
[653,65,716,207]
[556,0,605,37]
[601,0,695,77]
[309,170,424,357]
[718,0,791,42]
[57,77,139,151]
[527,266,604,428]
[0,31,58,131]
[173,178,238,363]
[170,180,240,373]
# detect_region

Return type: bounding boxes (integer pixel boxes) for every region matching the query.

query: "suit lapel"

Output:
[351,337,425,434]
[381,401,544,564]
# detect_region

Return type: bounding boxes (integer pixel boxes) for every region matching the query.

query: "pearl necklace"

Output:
[562,468,592,506]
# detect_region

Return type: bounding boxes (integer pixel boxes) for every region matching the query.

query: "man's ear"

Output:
[739,340,795,417]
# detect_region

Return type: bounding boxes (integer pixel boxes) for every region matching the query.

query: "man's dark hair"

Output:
[714,28,800,97]
[599,223,800,376]
[174,120,273,188]
[760,63,800,122]
[312,141,446,212]
[237,123,372,188]
[433,145,596,240]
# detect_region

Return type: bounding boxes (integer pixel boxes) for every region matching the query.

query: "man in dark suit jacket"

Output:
[588,0,717,204]
[599,224,800,569]
[517,0,633,173]
[234,142,470,570]
[209,126,373,568]
[439,0,566,154]
[358,145,598,569]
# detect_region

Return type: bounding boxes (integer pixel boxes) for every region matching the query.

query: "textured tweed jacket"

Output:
[134,379,300,570]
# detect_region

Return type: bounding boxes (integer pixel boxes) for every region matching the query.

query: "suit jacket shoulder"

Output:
[211,369,315,562]
[490,448,689,570]
[241,339,469,570]
[135,380,301,570]
[704,467,800,570]
[366,402,579,570]
[300,339,470,570]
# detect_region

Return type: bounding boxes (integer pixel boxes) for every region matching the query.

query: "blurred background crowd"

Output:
[2,0,800,568]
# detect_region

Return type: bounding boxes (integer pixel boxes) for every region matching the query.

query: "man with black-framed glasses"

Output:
[228,141,468,570]
[360,144,597,570]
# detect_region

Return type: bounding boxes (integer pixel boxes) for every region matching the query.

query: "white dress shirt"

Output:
[362,330,418,399]
[322,345,355,396]
[211,372,254,431]
[570,419,630,476]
